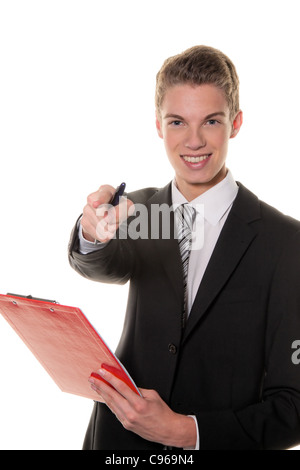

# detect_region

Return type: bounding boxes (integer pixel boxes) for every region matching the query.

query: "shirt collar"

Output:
[171,169,239,226]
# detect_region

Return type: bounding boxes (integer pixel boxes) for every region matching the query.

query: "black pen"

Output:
[110,182,126,206]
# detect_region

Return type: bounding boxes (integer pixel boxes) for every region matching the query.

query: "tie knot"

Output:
[177,204,196,232]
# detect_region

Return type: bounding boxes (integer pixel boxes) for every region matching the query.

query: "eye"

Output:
[170,120,183,126]
[206,119,218,126]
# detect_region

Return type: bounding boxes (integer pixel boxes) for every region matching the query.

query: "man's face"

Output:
[156,83,242,200]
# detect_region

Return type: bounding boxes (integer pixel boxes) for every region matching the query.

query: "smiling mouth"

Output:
[181,154,212,163]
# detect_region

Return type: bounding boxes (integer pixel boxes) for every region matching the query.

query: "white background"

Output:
[0,0,299,450]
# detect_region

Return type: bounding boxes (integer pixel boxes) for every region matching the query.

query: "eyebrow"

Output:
[163,111,226,120]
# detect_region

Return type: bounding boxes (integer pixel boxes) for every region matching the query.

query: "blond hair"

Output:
[155,45,240,121]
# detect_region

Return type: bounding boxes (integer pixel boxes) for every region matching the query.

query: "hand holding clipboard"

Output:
[0,293,140,402]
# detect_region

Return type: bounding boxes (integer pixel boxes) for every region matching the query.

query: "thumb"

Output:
[87,185,115,209]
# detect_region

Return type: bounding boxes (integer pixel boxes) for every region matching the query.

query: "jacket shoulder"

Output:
[259,198,300,235]
[126,185,168,205]
[236,182,300,234]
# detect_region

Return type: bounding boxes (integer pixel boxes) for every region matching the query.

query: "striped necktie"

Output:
[176,204,196,328]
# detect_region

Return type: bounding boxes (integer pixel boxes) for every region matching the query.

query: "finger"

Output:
[95,198,135,241]
[82,202,100,226]
[82,194,129,243]
[88,374,118,398]
[87,185,116,209]
[112,197,135,224]
[89,375,139,433]
[95,368,142,403]
[89,373,131,418]
[95,218,117,241]
[97,197,135,224]
[81,204,103,241]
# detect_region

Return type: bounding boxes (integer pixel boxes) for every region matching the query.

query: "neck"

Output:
[175,168,228,201]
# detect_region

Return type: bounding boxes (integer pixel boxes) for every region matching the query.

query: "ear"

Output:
[156,114,163,139]
[230,110,243,139]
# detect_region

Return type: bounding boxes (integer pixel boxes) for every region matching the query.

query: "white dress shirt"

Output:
[172,170,239,317]
[78,169,239,450]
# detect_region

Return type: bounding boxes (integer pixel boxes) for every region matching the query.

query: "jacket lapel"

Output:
[183,183,261,342]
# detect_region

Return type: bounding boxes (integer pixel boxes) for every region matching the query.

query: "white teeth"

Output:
[182,154,210,163]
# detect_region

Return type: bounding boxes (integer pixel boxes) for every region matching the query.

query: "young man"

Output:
[68,46,300,450]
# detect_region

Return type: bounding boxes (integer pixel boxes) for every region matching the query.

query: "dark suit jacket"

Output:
[68,182,300,450]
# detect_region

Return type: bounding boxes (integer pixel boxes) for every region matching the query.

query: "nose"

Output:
[184,127,206,150]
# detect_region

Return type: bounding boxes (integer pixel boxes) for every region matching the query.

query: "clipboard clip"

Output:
[6,293,58,304]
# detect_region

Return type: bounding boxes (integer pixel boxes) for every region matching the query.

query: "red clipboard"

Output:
[0,293,141,402]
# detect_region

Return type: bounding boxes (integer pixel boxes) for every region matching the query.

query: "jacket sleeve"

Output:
[68,216,135,285]
[196,230,300,450]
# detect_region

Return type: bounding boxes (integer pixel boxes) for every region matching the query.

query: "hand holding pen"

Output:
[81,182,134,243]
